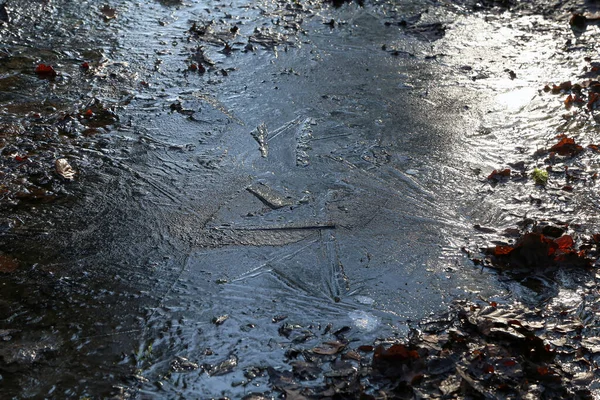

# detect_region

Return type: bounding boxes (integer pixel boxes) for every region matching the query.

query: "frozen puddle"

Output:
[348,310,380,332]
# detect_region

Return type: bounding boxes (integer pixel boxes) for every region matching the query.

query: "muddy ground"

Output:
[0,0,599,398]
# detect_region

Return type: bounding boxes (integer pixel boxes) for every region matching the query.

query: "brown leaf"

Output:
[312,341,345,355]
[487,168,511,181]
[589,92,600,110]
[342,350,361,361]
[0,254,19,273]
[100,5,117,20]
[549,136,583,156]
[373,344,420,364]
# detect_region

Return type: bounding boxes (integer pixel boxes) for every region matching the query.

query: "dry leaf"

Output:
[0,254,19,273]
[101,5,117,20]
[55,158,75,180]
[312,341,346,355]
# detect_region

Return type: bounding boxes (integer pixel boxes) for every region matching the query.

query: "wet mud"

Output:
[0,0,599,398]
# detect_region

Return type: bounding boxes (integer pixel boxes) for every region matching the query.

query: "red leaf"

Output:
[81,62,90,70]
[564,94,574,107]
[551,81,572,94]
[373,344,419,363]
[588,144,600,153]
[488,168,511,181]
[35,63,57,77]
[537,366,549,375]
[555,235,574,250]
[494,245,514,256]
[408,350,420,360]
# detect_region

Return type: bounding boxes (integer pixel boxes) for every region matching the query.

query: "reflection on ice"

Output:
[348,310,379,332]
[495,87,538,111]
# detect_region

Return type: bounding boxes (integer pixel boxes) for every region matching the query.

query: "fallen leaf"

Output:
[0,254,19,273]
[35,63,57,78]
[212,314,229,326]
[488,168,511,181]
[550,81,572,94]
[564,94,573,107]
[494,246,514,256]
[532,168,548,185]
[373,344,420,363]
[554,235,574,251]
[549,136,583,156]
[588,92,600,109]
[581,337,600,353]
[208,354,237,376]
[342,350,361,361]
[55,158,75,180]
[100,5,117,20]
[537,366,550,375]
[588,144,600,152]
[312,341,345,355]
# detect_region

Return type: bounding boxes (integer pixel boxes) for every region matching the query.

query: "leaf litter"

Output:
[240,295,598,399]
[1,0,600,398]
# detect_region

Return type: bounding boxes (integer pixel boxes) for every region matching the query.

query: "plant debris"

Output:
[487,168,511,182]
[34,63,57,78]
[212,314,229,326]
[255,298,599,399]
[100,5,117,20]
[55,158,75,180]
[548,135,583,157]
[250,122,269,157]
[485,232,591,271]
[532,167,548,185]
[0,254,19,273]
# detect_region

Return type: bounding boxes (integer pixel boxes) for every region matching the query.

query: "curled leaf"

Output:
[312,341,346,355]
[532,168,548,186]
[55,158,75,180]
[212,314,229,326]
[35,63,57,78]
